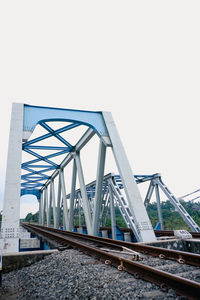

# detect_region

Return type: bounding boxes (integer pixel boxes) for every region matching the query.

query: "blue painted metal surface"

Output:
[70,226,135,241]
[43,243,51,250]
[115,226,124,241]
[154,222,161,230]
[65,174,158,200]
[23,104,109,136]
[21,104,109,198]
[21,189,40,199]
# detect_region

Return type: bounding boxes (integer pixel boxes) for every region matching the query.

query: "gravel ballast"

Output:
[0,249,186,299]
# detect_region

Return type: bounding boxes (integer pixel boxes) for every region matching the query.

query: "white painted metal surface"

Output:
[75,152,92,234]
[0,103,24,253]
[92,140,107,235]
[102,112,156,242]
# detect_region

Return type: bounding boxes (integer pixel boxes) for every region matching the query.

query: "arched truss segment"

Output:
[23,104,109,137]
[21,104,111,196]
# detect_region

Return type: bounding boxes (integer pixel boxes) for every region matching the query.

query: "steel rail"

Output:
[22,223,200,300]
[154,230,200,239]
[23,224,135,254]
[73,226,200,239]
[23,223,200,267]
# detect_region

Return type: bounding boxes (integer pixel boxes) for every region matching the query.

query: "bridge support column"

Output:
[102,112,156,242]
[92,140,107,236]
[38,192,43,225]
[47,185,51,227]
[155,183,164,230]
[44,187,48,226]
[41,190,45,225]
[60,169,68,230]
[0,103,24,253]
[109,185,116,240]
[51,180,57,228]
[55,171,62,229]
[75,152,92,234]
[68,159,77,231]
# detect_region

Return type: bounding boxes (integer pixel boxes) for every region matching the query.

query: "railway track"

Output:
[24,223,200,267]
[154,230,200,239]
[73,226,200,239]
[22,223,200,299]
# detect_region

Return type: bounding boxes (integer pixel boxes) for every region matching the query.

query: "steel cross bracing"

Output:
[1,103,157,253]
[180,189,200,202]
[143,174,200,232]
[21,121,78,193]
[64,173,200,239]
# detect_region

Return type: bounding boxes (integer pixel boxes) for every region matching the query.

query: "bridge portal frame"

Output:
[0,103,156,253]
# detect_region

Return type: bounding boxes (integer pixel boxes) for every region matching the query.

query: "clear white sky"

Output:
[0,1,200,218]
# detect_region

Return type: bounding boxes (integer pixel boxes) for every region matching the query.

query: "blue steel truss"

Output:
[66,173,156,199]
[21,104,109,199]
[21,120,79,195]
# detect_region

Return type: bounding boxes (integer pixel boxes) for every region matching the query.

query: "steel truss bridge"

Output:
[1,103,199,253]
[58,173,200,240]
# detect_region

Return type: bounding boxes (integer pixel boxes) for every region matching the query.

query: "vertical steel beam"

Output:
[60,169,69,230]
[155,183,164,230]
[92,140,107,235]
[68,159,77,231]
[108,185,116,240]
[102,112,156,242]
[75,151,92,234]
[41,191,45,225]
[45,187,49,226]
[51,180,57,228]
[78,193,82,227]
[43,188,47,225]
[100,189,109,221]
[144,181,155,208]
[39,191,43,225]
[47,183,52,227]
[56,171,62,229]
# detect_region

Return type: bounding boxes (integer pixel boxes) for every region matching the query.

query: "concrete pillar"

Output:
[0,103,24,253]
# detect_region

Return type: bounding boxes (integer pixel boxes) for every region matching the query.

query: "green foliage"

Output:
[24,212,39,222]
[147,200,200,230]
[105,200,200,230]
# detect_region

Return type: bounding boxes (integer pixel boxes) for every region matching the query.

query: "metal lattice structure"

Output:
[65,173,200,240]
[143,173,200,232]
[0,103,156,253]
[180,189,200,203]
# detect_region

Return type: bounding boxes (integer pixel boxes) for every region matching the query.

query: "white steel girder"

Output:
[92,140,107,236]
[1,103,158,253]
[68,159,77,231]
[102,112,156,242]
[75,152,92,234]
